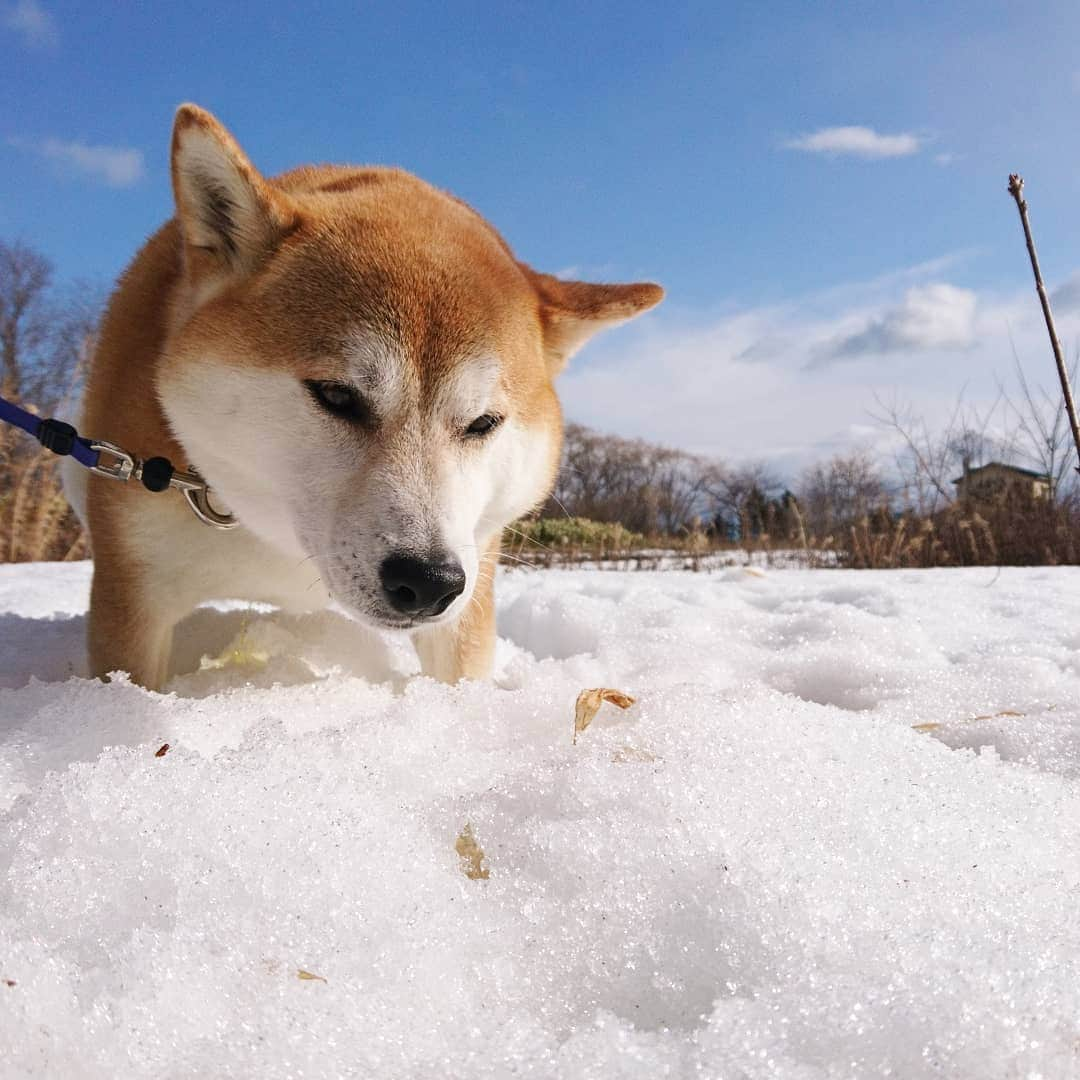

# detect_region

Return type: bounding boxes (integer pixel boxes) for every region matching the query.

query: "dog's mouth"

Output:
[353,603,465,634]
[378,613,456,632]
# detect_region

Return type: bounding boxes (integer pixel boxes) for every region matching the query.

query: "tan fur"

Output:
[76,105,662,689]
[414,533,499,683]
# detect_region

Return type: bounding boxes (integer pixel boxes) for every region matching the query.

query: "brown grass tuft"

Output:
[0,435,86,563]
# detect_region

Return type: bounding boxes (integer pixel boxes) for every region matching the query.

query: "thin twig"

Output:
[1007,174,1080,473]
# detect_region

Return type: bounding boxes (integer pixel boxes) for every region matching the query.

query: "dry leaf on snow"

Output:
[573,688,635,744]
[297,969,327,983]
[455,823,490,880]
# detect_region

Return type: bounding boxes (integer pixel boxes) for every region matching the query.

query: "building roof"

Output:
[951,461,1051,485]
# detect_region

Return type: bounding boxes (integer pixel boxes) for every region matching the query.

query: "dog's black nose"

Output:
[380,554,466,617]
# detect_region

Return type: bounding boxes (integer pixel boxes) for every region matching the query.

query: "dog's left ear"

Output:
[171,103,298,276]
[526,269,664,373]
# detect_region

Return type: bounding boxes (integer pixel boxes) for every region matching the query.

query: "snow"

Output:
[2,560,1080,1078]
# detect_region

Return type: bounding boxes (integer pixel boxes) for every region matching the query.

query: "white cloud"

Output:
[13,137,144,187]
[784,126,922,159]
[819,284,978,363]
[558,260,1076,479]
[3,0,57,49]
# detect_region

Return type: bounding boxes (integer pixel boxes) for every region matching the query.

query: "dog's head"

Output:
[158,105,663,629]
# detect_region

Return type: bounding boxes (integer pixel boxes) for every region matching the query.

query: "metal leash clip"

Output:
[166,468,237,529]
[87,439,237,530]
[88,440,137,482]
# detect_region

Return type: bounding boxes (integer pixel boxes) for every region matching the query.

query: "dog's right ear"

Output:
[525,269,664,374]
[171,104,297,276]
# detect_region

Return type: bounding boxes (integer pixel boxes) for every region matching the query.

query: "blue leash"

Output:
[0,395,101,469]
[0,392,236,529]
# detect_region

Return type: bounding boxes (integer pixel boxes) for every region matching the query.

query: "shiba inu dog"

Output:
[65,105,662,690]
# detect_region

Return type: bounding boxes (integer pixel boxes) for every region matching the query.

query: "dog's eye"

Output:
[464,413,503,438]
[305,380,370,424]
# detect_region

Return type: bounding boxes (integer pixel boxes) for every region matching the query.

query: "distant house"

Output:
[952,462,1051,503]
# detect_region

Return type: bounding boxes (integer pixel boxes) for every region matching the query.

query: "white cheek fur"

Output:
[159,361,350,558]
[444,420,555,548]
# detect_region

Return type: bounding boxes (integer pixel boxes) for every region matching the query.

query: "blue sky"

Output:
[5,1,1080,474]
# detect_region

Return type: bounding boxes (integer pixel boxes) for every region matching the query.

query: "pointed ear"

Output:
[526,268,664,373]
[171,104,297,273]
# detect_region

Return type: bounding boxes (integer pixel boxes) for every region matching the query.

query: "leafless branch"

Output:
[1007,173,1080,473]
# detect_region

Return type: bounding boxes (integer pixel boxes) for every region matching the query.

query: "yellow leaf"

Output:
[573,688,636,744]
[297,969,327,983]
[455,823,490,880]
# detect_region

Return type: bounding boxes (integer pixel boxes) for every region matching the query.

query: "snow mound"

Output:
[2,561,1080,1078]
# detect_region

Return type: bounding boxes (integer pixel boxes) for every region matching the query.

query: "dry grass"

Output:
[504,493,1080,572]
[0,436,86,563]
[839,492,1079,569]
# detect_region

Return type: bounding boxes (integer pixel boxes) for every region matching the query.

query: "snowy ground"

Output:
[2,561,1080,1079]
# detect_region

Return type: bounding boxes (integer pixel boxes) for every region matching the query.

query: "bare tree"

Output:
[797,449,887,538]
[705,460,784,538]
[0,240,103,412]
[0,240,53,400]
[870,390,1008,514]
[549,423,714,534]
[0,238,104,567]
[999,340,1079,502]
[652,446,713,533]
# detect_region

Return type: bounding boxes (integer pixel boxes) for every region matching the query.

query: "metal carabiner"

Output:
[168,468,237,530]
[181,486,236,529]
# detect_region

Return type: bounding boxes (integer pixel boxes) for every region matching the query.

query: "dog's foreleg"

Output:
[413,536,498,683]
[87,564,176,691]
